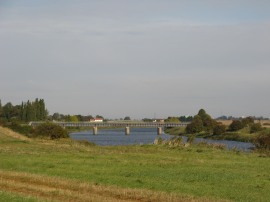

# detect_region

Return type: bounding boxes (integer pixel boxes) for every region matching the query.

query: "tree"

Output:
[0,98,47,122]
[185,115,204,134]
[203,116,217,132]
[124,116,131,121]
[3,102,13,121]
[179,116,193,122]
[142,118,153,122]
[241,117,254,127]
[229,120,244,131]
[198,109,207,117]
[38,99,48,120]
[165,117,180,122]
[213,124,226,135]
[0,99,3,118]
[52,113,61,121]
[96,115,104,119]
[70,115,79,122]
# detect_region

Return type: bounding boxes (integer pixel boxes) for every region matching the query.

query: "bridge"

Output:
[29,121,188,135]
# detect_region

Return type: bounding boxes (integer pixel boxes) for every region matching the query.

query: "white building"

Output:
[89,118,104,123]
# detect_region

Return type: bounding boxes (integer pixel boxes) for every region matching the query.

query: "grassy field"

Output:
[0,126,269,202]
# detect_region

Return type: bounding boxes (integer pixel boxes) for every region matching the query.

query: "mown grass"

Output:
[0,126,269,201]
[0,191,42,202]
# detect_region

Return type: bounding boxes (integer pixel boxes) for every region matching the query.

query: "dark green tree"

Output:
[0,99,3,118]
[165,117,180,122]
[196,109,216,132]
[52,113,61,121]
[96,115,104,119]
[179,116,193,122]
[229,120,244,131]
[3,102,13,121]
[213,124,226,135]
[38,99,47,120]
[185,115,204,134]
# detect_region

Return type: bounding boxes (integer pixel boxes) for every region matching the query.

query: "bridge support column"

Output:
[157,127,162,135]
[93,126,98,135]
[125,127,130,135]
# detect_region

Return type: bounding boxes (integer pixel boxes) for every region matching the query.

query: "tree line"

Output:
[0,98,48,122]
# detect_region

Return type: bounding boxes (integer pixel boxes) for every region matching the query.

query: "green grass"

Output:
[0,191,41,202]
[0,127,270,201]
[165,126,186,135]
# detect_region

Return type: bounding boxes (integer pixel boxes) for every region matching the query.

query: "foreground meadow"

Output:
[0,126,269,202]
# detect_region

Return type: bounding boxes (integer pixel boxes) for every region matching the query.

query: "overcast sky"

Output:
[0,0,270,119]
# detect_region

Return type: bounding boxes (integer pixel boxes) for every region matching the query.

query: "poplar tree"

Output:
[0,99,3,118]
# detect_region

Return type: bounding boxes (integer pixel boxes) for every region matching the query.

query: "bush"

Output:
[229,120,244,131]
[254,130,270,150]
[33,122,68,139]
[250,123,263,133]
[7,122,33,136]
[213,124,226,135]
[185,115,203,134]
[241,117,254,127]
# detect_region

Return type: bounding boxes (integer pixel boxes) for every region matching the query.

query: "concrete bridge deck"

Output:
[30,121,188,128]
[29,121,188,135]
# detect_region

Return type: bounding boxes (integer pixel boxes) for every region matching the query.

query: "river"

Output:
[70,128,255,151]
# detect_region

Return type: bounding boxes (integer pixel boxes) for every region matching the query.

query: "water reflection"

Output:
[70,128,171,146]
[70,128,255,151]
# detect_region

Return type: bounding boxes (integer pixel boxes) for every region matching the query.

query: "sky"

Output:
[0,0,270,119]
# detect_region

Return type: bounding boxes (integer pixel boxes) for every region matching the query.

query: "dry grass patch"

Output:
[0,126,31,142]
[0,170,227,202]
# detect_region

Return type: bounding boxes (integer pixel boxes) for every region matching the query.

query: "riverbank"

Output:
[0,126,269,201]
[165,127,257,143]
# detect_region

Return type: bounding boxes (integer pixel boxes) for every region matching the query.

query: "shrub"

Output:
[185,115,203,134]
[7,122,33,136]
[229,120,244,131]
[33,122,68,139]
[241,117,254,127]
[213,124,226,135]
[250,123,263,133]
[254,130,270,150]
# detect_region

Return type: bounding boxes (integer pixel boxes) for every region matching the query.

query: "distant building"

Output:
[152,119,164,123]
[89,118,103,123]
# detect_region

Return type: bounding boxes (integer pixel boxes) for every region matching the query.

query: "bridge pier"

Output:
[157,127,162,135]
[125,126,130,135]
[93,126,98,135]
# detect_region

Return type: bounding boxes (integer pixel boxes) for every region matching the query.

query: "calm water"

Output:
[70,128,171,146]
[181,136,255,152]
[70,128,255,151]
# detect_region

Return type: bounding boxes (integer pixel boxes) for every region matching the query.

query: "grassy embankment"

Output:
[0,126,270,202]
[165,125,264,143]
